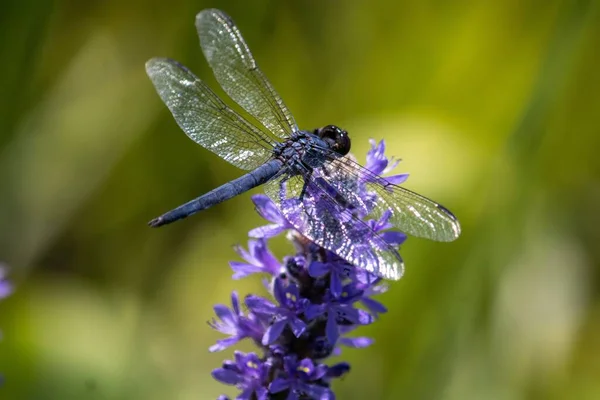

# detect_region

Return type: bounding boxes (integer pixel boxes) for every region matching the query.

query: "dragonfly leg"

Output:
[299,169,313,201]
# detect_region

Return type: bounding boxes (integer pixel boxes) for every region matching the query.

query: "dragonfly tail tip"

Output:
[148,217,164,228]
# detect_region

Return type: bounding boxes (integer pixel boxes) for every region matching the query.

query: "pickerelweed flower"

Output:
[0,263,13,386]
[211,140,406,399]
[0,265,11,301]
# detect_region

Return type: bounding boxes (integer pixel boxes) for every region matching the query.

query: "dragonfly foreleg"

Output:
[299,169,313,201]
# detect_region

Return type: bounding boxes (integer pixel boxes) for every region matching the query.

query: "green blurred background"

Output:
[1,0,599,399]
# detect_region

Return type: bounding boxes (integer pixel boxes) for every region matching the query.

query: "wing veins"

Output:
[146,57,276,170]
[313,150,461,242]
[196,9,298,139]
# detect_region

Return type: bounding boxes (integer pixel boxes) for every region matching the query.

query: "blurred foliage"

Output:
[1,0,599,399]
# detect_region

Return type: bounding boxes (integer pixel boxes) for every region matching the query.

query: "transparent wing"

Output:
[314,149,461,242]
[196,9,298,139]
[264,168,404,280]
[146,58,276,171]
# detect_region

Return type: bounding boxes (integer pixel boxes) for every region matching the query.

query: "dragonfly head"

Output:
[315,125,351,156]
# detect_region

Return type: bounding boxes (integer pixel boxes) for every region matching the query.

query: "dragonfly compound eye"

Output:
[318,125,351,156]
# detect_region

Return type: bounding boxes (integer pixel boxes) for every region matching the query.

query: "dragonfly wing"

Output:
[146,58,275,171]
[196,9,298,139]
[315,150,461,242]
[264,168,404,280]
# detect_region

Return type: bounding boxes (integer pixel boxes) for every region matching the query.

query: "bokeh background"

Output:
[1,0,599,399]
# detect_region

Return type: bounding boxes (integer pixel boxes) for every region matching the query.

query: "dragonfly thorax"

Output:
[270,131,339,171]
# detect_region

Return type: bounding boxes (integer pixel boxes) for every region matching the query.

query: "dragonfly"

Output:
[146,9,461,280]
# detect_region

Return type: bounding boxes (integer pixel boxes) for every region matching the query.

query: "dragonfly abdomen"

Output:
[149,159,283,227]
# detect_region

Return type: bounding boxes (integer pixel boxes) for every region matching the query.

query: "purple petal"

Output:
[212,368,242,385]
[381,231,407,246]
[305,304,324,320]
[366,140,388,174]
[230,291,241,315]
[272,278,286,305]
[298,358,315,373]
[252,239,281,275]
[252,194,285,223]
[234,244,253,263]
[286,391,300,400]
[269,378,290,393]
[361,297,388,315]
[338,336,374,348]
[380,208,392,222]
[209,336,240,352]
[300,382,332,399]
[330,271,343,298]
[255,387,269,400]
[364,282,389,295]
[233,351,245,366]
[385,156,400,171]
[385,173,409,185]
[333,306,362,325]
[313,363,328,380]
[327,362,351,378]
[242,352,262,369]
[307,261,330,277]
[245,295,276,315]
[356,309,375,325]
[248,224,285,238]
[326,312,339,344]
[289,317,307,337]
[322,390,336,400]
[213,304,236,326]
[229,261,265,279]
[237,389,254,400]
[262,319,287,345]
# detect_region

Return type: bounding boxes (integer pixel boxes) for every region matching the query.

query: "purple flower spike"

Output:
[230,239,282,279]
[208,139,421,398]
[212,351,270,400]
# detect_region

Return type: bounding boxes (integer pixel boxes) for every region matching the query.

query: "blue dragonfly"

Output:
[146,9,461,280]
